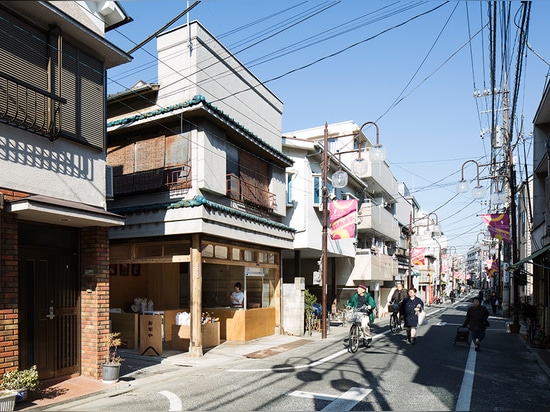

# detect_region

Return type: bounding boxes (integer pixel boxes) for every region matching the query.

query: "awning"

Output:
[7,195,125,228]
[509,243,550,269]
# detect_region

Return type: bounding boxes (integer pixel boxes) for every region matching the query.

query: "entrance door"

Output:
[19,248,79,379]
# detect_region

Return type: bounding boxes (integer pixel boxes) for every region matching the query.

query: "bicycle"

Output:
[347,306,372,353]
[389,305,402,334]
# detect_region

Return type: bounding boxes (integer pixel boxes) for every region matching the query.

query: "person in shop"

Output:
[229,282,244,308]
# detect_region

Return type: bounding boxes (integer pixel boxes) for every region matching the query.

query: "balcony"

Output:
[357,200,400,241]
[226,174,276,212]
[0,70,66,140]
[350,249,397,282]
[114,164,191,196]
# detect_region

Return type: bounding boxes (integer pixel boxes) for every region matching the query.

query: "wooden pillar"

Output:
[190,234,203,357]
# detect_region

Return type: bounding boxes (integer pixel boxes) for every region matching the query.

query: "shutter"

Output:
[0,8,48,89]
[79,50,104,150]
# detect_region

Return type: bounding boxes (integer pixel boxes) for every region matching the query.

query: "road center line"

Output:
[455,342,477,411]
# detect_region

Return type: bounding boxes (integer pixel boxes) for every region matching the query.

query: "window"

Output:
[0,9,105,149]
[286,173,294,205]
[313,175,332,205]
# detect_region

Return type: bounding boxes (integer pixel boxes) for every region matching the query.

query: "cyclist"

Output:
[389,281,407,327]
[346,284,376,344]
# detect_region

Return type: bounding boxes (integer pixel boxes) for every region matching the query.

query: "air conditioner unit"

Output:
[105,165,114,199]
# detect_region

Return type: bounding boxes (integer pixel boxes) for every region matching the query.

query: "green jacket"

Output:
[347,292,376,323]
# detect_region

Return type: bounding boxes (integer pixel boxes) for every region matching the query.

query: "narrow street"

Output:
[40,297,550,411]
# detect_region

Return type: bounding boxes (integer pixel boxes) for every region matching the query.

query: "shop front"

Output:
[108,236,281,355]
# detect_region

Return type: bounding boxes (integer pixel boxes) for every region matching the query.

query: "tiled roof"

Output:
[107,94,292,165]
[109,195,295,233]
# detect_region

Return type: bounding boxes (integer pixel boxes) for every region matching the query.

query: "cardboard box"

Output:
[171,322,220,351]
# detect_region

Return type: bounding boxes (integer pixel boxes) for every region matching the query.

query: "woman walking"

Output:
[399,287,424,345]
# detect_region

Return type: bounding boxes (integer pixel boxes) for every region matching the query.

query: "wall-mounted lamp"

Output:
[456,160,487,199]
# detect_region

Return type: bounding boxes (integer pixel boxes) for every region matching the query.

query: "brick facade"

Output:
[0,211,19,376]
[80,227,110,380]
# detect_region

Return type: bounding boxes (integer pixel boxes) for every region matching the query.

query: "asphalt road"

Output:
[43,300,550,411]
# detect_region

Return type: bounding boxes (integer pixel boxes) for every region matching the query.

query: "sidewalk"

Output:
[17,299,550,411]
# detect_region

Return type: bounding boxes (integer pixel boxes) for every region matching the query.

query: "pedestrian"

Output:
[489,291,499,315]
[399,287,424,345]
[462,296,490,351]
[346,284,376,344]
[449,290,456,304]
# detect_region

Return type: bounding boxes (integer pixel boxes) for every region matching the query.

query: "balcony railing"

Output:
[0,70,66,140]
[226,174,276,211]
[114,164,191,196]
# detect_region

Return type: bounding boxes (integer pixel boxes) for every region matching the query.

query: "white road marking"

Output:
[159,390,182,411]
[321,387,372,411]
[455,342,477,411]
[288,390,339,401]
[289,387,372,411]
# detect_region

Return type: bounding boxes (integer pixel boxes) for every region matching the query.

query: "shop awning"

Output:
[509,243,550,270]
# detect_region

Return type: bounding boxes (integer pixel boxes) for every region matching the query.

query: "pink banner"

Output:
[481,213,512,243]
[411,247,426,266]
[329,199,358,240]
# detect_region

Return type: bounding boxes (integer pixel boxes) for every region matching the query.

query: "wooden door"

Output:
[19,249,79,379]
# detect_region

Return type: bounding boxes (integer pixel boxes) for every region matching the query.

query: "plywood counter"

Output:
[206,307,275,342]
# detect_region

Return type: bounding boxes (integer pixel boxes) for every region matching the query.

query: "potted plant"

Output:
[102,332,124,383]
[509,302,524,334]
[0,390,17,411]
[0,364,39,404]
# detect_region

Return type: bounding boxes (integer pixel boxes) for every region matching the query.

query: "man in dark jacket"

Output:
[462,296,490,351]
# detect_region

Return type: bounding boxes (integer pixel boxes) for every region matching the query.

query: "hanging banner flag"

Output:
[486,259,499,278]
[481,213,512,243]
[329,199,358,240]
[411,247,426,266]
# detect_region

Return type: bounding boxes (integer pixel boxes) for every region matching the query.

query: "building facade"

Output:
[0,1,131,380]
[106,21,294,355]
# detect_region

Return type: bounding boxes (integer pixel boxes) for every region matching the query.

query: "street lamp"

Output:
[456,160,487,199]
[320,121,380,338]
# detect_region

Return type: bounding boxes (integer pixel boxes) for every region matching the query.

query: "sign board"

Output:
[140,314,162,356]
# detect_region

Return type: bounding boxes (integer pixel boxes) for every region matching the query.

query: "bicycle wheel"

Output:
[349,323,360,353]
[390,314,399,333]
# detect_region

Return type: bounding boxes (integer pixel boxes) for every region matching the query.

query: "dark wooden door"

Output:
[20,248,79,379]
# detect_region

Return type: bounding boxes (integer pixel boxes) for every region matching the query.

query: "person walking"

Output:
[449,290,456,304]
[489,291,499,315]
[346,284,376,344]
[399,287,424,345]
[462,296,490,351]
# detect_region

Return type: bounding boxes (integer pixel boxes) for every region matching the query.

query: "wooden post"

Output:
[190,234,203,357]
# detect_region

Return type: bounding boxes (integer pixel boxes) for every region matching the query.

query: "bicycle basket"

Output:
[388,303,399,313]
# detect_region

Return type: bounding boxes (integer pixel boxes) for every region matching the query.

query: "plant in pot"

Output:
[102,332,124,384]
[509,302,524,334]
[0,364,39,404]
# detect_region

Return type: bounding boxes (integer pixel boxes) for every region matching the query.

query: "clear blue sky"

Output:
[107,1,550,255]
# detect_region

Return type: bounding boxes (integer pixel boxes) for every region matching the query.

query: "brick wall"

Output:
[0,211,19,376]
[80,227,110,380]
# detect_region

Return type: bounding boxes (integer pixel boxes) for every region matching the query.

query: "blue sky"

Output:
[106,1,550,255]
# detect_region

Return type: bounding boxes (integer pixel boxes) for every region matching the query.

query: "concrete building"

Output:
[106,21,294,355]
[0,1,132,381]
[281,121,403,315]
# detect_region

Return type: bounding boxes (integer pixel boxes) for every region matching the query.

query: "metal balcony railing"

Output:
[114,164,192,196]
[0,70,66,140]
[226,174,276,211]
